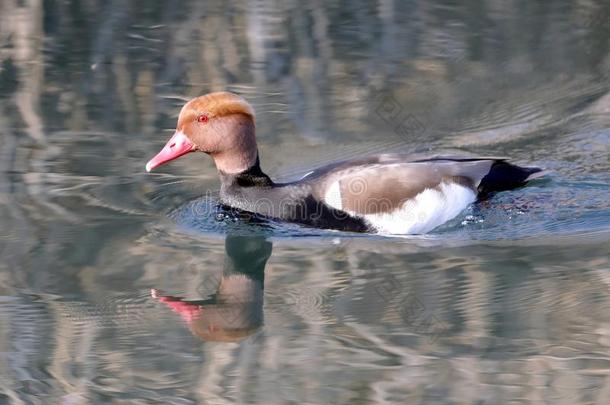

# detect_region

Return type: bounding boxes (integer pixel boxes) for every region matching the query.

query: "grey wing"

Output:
[310,159,495,215]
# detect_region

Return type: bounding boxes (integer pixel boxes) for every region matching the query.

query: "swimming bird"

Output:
[146,92,542,234]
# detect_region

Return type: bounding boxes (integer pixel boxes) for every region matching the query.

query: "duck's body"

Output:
[217,154,540,234]
[146,92,542,234]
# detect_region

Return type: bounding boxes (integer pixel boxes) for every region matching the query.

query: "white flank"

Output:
[362,182,476,235]
[324,180,343,211]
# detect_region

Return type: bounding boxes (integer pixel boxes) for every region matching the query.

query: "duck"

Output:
[146,91,543,234]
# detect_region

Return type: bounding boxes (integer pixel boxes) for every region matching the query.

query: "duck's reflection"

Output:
[152,235,272,342]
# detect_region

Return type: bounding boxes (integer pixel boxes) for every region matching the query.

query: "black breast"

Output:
[218,163,369,232]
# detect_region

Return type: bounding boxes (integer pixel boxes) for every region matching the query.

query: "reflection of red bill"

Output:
[151,289,201,323]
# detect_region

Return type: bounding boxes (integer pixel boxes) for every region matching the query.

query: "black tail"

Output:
[478,161,543,196]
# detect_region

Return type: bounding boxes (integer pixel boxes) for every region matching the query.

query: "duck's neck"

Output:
[218,156,274,189]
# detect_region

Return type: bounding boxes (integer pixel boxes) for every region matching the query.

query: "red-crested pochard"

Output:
[146,92,542,234]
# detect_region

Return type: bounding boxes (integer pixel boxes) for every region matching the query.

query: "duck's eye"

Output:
[197,114,209,123]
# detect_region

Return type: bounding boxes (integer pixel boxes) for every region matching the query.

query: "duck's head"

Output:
[146,92,257,174]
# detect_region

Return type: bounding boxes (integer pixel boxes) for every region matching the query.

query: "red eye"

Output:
[197,114,209,123]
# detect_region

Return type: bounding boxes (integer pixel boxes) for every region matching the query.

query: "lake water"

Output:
[1,0,610,403]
